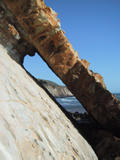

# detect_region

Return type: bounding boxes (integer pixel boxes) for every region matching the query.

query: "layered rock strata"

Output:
[4,0,120,133]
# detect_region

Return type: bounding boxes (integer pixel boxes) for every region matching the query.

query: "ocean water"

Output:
[116,94,120,100]
[56,96,86,113]
[56,94,120,113]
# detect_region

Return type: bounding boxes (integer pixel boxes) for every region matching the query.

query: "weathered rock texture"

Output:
[0,0,36,64]
[0,1,99,159]
[37,79,72,97]
[0,40,98,159]
[4,0,120,133]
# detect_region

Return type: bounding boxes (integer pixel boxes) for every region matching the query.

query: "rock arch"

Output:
[3,0,120,135]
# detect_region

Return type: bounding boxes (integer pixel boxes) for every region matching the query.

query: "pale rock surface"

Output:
[0,47,98,159]
[4,0,120,132]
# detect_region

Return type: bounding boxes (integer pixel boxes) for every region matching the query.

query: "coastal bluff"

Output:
[37,79,72,97]
[36,73,105,98]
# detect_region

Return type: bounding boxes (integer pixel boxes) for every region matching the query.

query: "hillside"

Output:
[37,79,73,97]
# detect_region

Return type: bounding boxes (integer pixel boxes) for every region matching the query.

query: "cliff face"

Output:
[4,0,120,133]
[0,44,98,160]
[37,79,72,97]
[0,1,98,159]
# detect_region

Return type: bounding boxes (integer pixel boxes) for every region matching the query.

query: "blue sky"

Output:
[23,0,120,93]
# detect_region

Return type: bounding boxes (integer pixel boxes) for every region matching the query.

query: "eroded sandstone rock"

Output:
[37,79,73,97]
[5,0,120,134]
[3,0,120,134]
[0,0,36,64]
[0,1,99,159]
[0,42,98,159]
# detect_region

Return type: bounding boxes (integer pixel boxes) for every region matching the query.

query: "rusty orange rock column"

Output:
[4,0,120,133]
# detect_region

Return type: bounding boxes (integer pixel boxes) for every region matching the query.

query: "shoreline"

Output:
[55,95,73,98]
